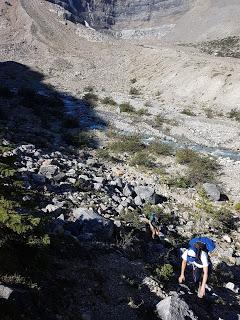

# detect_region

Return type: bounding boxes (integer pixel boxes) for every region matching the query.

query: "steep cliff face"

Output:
[47,0,195,30]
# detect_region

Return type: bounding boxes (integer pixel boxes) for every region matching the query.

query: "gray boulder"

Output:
[39,164,58,178]
[202,183,221,201]
[156,295,197,320]
[0,284,13,300]
[69,207,114,240]
[123,184,134,197]
[135,186,166,204]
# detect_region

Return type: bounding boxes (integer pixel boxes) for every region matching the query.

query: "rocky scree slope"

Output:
[0,63,240,319]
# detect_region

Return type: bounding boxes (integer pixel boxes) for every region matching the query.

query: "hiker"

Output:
[140,213,161,239]
[178,237,215,298]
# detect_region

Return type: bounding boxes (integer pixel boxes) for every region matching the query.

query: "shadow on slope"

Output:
[0,61,106,149]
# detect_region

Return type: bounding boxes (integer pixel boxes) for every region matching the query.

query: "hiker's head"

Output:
[194,242,206,260]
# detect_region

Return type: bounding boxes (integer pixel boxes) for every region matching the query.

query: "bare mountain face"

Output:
[47,0,195,30]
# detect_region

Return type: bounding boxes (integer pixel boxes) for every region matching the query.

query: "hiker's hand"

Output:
[198,287,205,298]
[178,275,185,283]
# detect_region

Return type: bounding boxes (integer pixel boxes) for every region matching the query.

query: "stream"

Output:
[63,96,240,162]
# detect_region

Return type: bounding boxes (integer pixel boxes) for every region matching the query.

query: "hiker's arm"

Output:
[199,266,208,298]
[178,259,187,283]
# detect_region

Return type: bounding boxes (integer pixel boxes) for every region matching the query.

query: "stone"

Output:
[135,186,166,204]
[53,172,66,182]
[0,284,13,300]
[235,257,240,266]
[156,295,198,320]
[39,164,58,178]
[93,183,102,191]
[134,195,142,206]
[123,184,134,197]
[223,235,232,243]
[202,183,221,201]
[225,282,239,293]
[69,207,114,240]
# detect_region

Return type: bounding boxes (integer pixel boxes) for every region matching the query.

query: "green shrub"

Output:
[181,108,196,116]
[119,209,142,229]
[130,151,154,168]
[227,108,240,122]
[167,176,190,188]
[96,148,112,161]
[119,102,135,113]
[176,148,199,164]
[154,115,165,127]
[155,264,173,281]
[234,202,240,211]
[129,87,140,95]
[109,134,144,154]
[83,92,98,107]
[142,204,173,225]
[203,107,214,119]
[196,199,233,231]
[148,141,173,156]
[101,97,117,106]
[136,108,150,116]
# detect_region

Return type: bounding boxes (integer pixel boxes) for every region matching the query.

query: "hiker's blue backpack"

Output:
[189,237,216,253]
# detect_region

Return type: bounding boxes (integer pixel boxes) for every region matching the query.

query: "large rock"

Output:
[0,284,13,300]
[202,183,221,201]
[39,164,58,178]
[156,296,197,320]
[134,186,166,204]
[68,208,114,240]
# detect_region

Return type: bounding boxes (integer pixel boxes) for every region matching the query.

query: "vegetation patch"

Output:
[130,151,154,168]
[227,108,240,122]
[101,96,117,106]
[83,92,99,107]
[129,87,141,96]
[176,149,219,185]
[109,134,144,154]
[119,102,135,113]
[148,141,173,156]
[180,108,196,116]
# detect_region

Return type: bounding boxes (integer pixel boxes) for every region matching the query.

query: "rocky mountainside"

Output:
[47,0,195,30]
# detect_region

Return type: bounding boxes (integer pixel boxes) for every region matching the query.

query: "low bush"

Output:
[96,148,113,161]
[83,92,98,107]
[203,107,214,119]
[101,96,117,106]
[130,151,154,168]
[154,115,166,127]
[129,87,140,95]
[180,108,196,116]
[227,108,240,122]
[176,149,219,185]
[119,102,135,113]
[109,134,144,154]
[130,78,137,84]
[234,202,240,211]
[176,148,199,164]
[119,210,142,229]
[155,264,173,281]
[148,141,173,156]
[136,108,150,116]
[167,176,191,188]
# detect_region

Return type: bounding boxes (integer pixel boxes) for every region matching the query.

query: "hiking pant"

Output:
[192,264,212,288]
